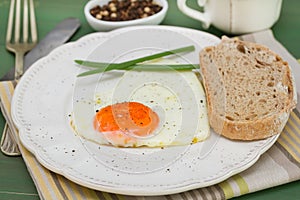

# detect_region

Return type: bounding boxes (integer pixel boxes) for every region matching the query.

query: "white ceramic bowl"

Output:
[84,0,168,31]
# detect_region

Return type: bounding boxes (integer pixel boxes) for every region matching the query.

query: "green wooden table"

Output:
[0,0,299,199]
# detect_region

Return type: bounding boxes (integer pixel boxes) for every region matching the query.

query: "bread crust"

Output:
[209,107,289,140]
[200,37,297,140]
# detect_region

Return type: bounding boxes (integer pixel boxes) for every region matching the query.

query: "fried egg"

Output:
[72,65,210,147]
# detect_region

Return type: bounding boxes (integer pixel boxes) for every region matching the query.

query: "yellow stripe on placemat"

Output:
[7,81,15,95]
[232,174,249,195]
[102,192,114,200]
[80,186,99,199]
[116,194,125,200]
[0,82,13,114]
[56,175,75,199]
[218,174,249,198]
[219,180,234,199]
[68,177,89,199]
[284,125,300,146]
[277,110,300,163]
[287,117,300,138]
[291,111,300,125]
[57,174,100,200]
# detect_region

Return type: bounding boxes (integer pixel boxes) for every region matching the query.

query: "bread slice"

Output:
[199,36,297,140]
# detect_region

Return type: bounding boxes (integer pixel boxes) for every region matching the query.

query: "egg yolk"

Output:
[94,102,159,140]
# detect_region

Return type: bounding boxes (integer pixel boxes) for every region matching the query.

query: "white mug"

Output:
[177,0,283,34]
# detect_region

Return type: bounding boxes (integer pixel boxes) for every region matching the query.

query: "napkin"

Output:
[1,29,300,200]
[0,80,21,156]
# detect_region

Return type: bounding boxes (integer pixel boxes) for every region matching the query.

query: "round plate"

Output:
[11,26,278,196]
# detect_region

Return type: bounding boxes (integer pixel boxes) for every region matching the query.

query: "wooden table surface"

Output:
[0,0,299,199]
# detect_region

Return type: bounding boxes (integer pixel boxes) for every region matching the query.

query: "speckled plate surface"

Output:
[11,26,279,196]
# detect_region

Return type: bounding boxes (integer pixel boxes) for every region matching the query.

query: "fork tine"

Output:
[23,0,29,42]
[14,0,21,43]
[29,0,37,43]
[6,0,15,43]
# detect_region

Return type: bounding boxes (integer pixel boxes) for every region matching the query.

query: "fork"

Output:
[6,0,37,80]
[0,0,37,156]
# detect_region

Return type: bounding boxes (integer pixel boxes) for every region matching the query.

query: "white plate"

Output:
[11,26,279,196]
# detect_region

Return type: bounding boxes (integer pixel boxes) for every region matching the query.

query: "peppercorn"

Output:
[89,0,163,22]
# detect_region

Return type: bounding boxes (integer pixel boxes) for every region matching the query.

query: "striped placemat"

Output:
[0,81,299,200]
[0,30,300,199]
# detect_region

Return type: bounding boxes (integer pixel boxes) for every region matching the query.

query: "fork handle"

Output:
[14,52,24,80]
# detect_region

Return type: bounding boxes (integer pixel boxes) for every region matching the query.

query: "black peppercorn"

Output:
[89,0,163,22]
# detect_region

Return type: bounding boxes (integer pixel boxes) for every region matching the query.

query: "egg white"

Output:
[72,63,210,147]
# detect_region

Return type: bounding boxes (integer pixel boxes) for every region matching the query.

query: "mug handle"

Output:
[177,0,210,29]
